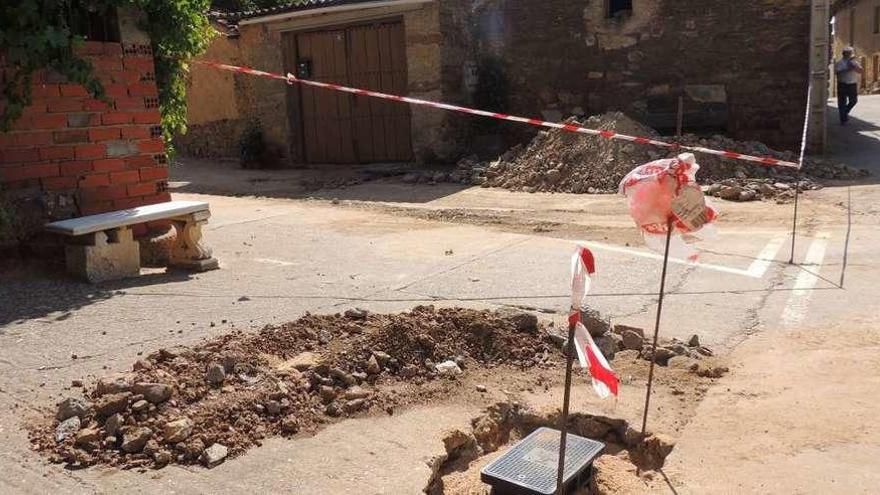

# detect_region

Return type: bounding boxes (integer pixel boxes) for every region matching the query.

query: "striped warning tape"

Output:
[194,60,800,169]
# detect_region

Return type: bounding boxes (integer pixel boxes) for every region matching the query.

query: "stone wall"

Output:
[176,34,248,158]
[833,0,880,93]
[472,0,812,150]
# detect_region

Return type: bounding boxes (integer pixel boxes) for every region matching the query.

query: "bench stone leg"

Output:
[65,227,140,283]
[169,214,219,271]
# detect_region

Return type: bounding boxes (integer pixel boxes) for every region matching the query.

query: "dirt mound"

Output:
[463,112,868,201]
[30,307,556,470]
[481,112,661,194]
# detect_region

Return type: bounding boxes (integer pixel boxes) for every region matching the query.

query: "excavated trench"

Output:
[427,402,676,494]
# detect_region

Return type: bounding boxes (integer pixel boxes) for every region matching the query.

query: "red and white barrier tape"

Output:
[194,60,800,169]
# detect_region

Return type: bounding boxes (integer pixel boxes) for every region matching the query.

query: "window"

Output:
[66,1,120,42]
[607,0,633,19]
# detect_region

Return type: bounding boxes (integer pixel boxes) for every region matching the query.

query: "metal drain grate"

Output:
[480,427,604,495]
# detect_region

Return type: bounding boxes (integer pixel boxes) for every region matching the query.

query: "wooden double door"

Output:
[283,21,413,164]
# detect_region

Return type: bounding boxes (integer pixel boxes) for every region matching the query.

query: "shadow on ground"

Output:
[825,98,880,179]
[169,157,471,204]
[0,258,194,327]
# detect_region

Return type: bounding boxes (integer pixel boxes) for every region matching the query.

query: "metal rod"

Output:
[676,96,684,137]
[840,185,853,288]
[789,172,801,265]
[641,216,674,434]
[555,318,577,495]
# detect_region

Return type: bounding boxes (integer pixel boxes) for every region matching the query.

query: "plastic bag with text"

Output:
[618,153,718,261]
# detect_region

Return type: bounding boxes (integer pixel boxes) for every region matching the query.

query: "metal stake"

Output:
[789,172,801,265]
[555,317,577,495]
[640,216,674,434]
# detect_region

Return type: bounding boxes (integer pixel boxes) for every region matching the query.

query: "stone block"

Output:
[65,227,140,283]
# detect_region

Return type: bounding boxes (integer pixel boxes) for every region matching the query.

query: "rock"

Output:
[717,185,743,200]
[320,385,337,404]
[343,398,367,413]
[205,363,226,386]
[581,308,610,337]
[154,450,173,466]
[325,402,343,417]
[696,346,714,357]
[773,182,791,190]
[401,364,419,378]
[289,351,322,371]
[133,359,153,371]
[201,443,228,467]
[415,334,435,351]
[644,347,675,366]
[143,439,161,457]
[372,351,391,365]
[344,308,368,320]
[668,344,688,356]
[330,367,357,386]
[56,397,92,421]
[614,325,644,339]
[131,399,149,413]
[739,190,758,201]
[476,384,487,393]
[94,392,131,417]
[96,374,132,396]
[621,330,644,351]
[121,427,153,453]
[594,334,616,360]
[401,172,419,184]
[366,355,381,375]
[184,438,206,459]
[442,429,473,453]
[344,385,371,400]
[435,360,463,375]
[610,332,624,351]
[506,311,539,333]
[55,416,81,442]
[281,416,299,434]
[163,417,194,443]
[132,383,172,404]
[687,334,701,347]
[265,400,282,415]
[73,428,102,451]
[103,413,123,438]
[696,366,729,378]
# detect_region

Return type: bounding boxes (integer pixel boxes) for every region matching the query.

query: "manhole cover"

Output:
[480,427,604,495]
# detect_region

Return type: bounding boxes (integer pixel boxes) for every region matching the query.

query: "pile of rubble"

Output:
[567,309,727,378]
[453,112,867,201]
[30,307,556,470]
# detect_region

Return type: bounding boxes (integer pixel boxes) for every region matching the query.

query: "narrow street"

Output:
[2,96,879,493]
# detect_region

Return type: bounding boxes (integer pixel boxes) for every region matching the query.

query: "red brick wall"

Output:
[0,41,170,220]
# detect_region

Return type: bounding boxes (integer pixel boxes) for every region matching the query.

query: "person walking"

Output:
[835,46,863,125]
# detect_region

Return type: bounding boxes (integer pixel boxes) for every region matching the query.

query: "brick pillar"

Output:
[0,40,170,226]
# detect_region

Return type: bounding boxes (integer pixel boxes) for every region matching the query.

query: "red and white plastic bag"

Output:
[619,153,718,261]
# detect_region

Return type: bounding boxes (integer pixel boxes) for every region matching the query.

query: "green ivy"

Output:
[0,0,214,147]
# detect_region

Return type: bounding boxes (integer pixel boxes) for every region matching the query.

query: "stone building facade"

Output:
[182,0,814,166]
[833,0,880,93]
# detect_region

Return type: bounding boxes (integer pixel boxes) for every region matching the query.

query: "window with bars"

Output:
[67,2,120,42]
[607,0,633,19]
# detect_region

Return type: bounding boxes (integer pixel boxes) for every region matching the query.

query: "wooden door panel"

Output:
[297,29,355,163]
[290,21,411,164]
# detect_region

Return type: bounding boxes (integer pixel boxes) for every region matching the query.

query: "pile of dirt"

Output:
[30,307,557,470]
[459,112,868,201]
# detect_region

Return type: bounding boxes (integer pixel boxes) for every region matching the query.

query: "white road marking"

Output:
[253,258,298,267]
[576,235,786,279]
[745,235,788,278]
[781,235,829,326]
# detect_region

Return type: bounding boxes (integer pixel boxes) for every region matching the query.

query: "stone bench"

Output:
[46,200,219,283]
